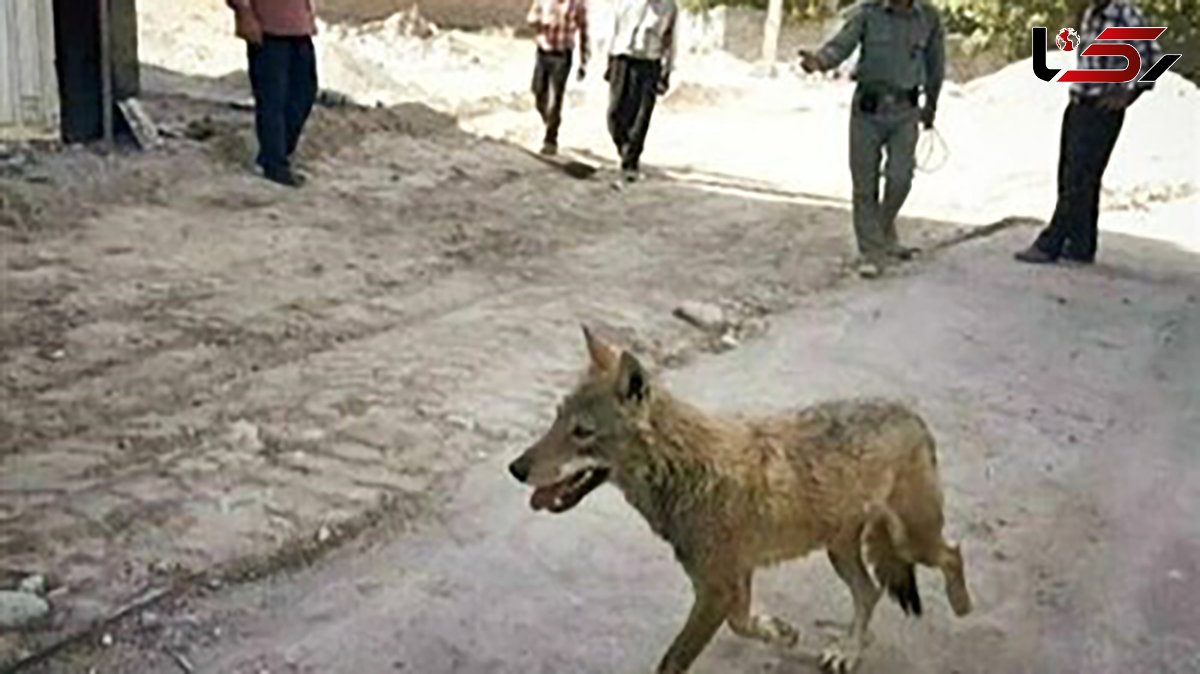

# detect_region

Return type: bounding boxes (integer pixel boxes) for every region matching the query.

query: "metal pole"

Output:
[99,0,114,146]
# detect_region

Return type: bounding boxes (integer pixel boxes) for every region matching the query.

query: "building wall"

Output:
[0,0,60,140]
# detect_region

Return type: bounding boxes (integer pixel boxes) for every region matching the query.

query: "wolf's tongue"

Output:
[530,485,561,511]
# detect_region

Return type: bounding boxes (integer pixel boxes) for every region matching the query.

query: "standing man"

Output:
[606,0,677,185]
[800,0,944,279]
[528,0,589,156]
[227,0,318,188]
[1014,0,1162,266]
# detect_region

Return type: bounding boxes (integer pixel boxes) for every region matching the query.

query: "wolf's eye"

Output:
[572,424,595,440]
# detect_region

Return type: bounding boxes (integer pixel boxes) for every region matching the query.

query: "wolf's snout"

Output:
[509,455,531,483]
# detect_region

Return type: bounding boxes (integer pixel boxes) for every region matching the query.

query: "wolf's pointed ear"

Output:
[615,351,649,404]
[583,324,618,374]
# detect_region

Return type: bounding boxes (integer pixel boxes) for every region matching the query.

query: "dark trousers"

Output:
[1034,100,1126,260]
[532,49,573,146]
[247,35,318,174]
[607,56,661,171]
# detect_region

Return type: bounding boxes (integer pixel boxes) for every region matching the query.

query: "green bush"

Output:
[680,0,1199,81]
[938,0,1199,59]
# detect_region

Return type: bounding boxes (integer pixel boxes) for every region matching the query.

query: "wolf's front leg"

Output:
[728,571,800,648]
[656,580,733,674]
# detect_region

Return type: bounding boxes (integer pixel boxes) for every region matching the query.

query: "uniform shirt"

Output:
[226,0,317,37]
[1071,0,1162,101]
[816,0,945,113]
[609,0,678,76]
[528,0,590,60]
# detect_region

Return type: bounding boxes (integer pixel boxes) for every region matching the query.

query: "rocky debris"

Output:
[446,414,477,432]
[0,590,50,630]
[227,420,264,453]
[673,300,727,332]
[167,648,196,673]
[0,142,33,175]
[17,575,46,597]
[139,610,163,629]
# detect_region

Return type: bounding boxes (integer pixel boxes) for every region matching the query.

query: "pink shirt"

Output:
[228,0,317,37]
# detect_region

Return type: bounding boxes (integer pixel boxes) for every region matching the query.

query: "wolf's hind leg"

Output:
[821,532,882,673]
[727,571,800,648]
[931,541,972,617]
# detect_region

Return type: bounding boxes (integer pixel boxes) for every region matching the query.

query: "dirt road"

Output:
[44,226,1200,674]
[4,9,1197,669]
[2,78,989,667]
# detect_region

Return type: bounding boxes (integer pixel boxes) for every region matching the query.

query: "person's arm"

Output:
[227,0,262,44]
[1095,2,1159,109]
[922,9,946,128]
[605,3,623,81]
[660,5,677,84]
[1126,3,1161,103]
[577,0,591,69]
[811,3,866,70]
[527,0,542,28]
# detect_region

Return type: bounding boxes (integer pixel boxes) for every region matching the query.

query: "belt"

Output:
[855,82,921,114]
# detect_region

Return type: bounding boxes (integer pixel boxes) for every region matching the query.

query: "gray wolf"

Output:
[508,327,972,673]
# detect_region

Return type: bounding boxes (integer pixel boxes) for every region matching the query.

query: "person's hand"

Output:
[798,49,823,73]
[920,107,935,130]
[577,64,587,82]
[655,73,670,95]
[234,7,263,44]
[604,57,614,82]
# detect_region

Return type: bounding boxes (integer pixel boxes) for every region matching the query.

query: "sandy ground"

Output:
[2,2,1199,671]
[40,228,1200,674]
[0,77,982,669]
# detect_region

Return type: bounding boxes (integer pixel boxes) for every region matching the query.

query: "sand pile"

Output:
[138,0,533,112]
[959,51,1200,208]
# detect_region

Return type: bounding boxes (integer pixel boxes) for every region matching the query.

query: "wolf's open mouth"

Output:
[530,467,611,513]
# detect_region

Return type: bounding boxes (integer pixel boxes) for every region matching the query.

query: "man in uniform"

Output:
[1013,0,1162,266]
[801,0,945,278]
[527,0,589,156]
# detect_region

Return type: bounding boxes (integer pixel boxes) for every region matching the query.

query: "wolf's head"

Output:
[508,326,652,514]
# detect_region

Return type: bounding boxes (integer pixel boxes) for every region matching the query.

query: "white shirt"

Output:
[608,0,678,74]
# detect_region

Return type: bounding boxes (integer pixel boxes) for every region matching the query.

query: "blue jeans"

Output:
[247,35,317,174]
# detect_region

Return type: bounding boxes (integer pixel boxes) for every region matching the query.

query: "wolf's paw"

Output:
[947,580,973,616]
[754,614,800,648]
[819,639,863,674]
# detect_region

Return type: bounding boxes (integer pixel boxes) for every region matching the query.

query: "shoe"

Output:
[857,261,881,279]
[888,245,920,261]
[540,142,558,156]
[622,168,639,183]
[262,165,304,188]
[1014,246,1057,264]
[1061,251,1095,265]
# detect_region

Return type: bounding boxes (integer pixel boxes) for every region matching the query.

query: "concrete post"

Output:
[762,0,784,73]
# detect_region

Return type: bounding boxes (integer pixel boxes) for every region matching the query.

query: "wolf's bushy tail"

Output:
[865,512,923,617]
